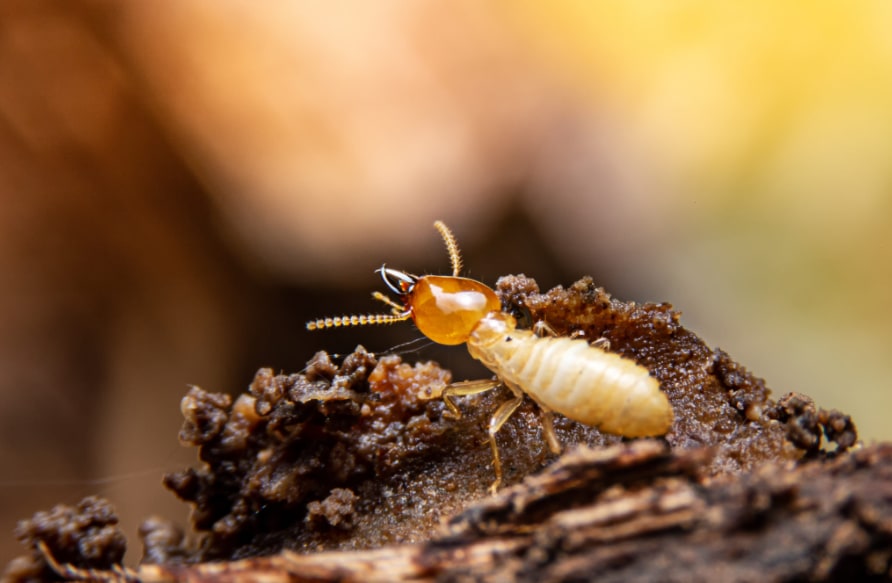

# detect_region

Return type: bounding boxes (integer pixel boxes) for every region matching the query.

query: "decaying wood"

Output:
[27,440,892,582]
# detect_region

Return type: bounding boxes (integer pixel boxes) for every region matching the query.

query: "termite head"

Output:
[377,267,501,346]
[306,221,501,345]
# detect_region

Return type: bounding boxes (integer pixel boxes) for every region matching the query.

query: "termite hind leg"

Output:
[441,378,501,420]
[486,382,525,494]
[524,386,561,454]
[539,406,561,454]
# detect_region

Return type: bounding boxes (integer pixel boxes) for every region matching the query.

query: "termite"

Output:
[307,221,673,492]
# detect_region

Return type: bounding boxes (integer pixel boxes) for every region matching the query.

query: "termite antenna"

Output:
[306,312,411,331]
[433,220,463,277]
[308,266,417,332]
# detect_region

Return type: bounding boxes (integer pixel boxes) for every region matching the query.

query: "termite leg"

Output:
[486,382,525,494]
[532,320,557,337]
[533,320,591,344]
[592,336,611,350]
[441,379,502,419]
[539,406,561,454]
[526,390,562,455]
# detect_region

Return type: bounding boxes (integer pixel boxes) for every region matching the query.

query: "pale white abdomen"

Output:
[469,327,673,437]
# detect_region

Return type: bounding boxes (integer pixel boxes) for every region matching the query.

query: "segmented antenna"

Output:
[306,312,410,331]
[433,220,463,276]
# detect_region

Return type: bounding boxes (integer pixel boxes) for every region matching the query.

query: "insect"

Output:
[307,221,673,492]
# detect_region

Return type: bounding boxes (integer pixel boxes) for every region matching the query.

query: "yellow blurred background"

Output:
[2,0,891,564]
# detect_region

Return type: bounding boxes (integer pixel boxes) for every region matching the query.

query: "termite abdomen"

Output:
[469,313,673,438]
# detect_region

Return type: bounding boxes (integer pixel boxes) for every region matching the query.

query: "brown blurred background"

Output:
[2,0,891,564]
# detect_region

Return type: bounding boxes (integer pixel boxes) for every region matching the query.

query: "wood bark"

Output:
[31,440,892,582]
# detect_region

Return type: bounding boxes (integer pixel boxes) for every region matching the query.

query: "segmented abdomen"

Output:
[477,330,673,437]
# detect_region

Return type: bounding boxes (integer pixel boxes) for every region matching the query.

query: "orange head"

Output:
[306,220,501,343]
[379,268,501,345]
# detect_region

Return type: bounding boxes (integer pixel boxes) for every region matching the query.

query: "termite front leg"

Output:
[441,378,522,493]
[441,378,501,419]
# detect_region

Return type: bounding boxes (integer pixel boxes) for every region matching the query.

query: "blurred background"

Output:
[2,0,891,565]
